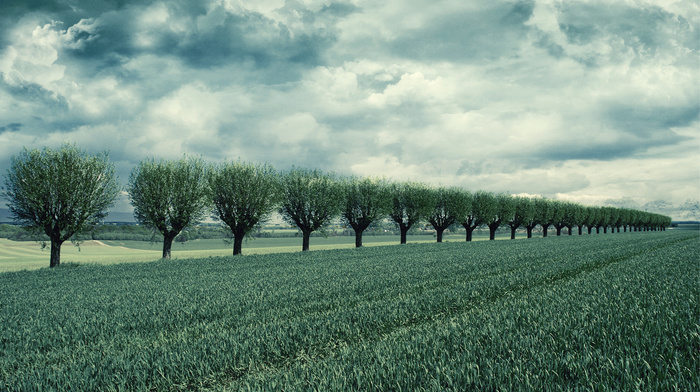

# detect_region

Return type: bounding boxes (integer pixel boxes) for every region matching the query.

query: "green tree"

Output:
[461,190,491,241]
[278,168,344,251]
[388,182,433,244]
[340,177,391,248]
[508,196,535,240]
[426,186,465,243]
[534,198,554,237]
[2,144,119,267]
[127,156,210,259]
[484,193,516,241]
[208,161,280,256]
[573,204,588,235]
[583,206,599,234]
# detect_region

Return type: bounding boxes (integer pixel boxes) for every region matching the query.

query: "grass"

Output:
[0,232,496,272]
[0,231,697,391]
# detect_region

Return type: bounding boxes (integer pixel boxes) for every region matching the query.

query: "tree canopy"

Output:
[127,156,209,259]
[2,144,119,267]
[208,161,280,255]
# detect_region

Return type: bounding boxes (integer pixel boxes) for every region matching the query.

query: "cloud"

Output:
[0,0,697,214]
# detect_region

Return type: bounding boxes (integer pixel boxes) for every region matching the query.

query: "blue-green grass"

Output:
[0,231,697,391]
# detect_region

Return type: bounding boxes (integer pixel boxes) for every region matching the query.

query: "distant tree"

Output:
[552,201,577,236]
[2,144,119,267]
[573,204,588,235]
[127,156,210,259]
[597,207,613,234]
[341,177,392,248]
[483,193,516,241]
[583,206,599,234]
[388,182,433,244]
[534,198,555,237]
[461,190,492,241]
[426,186,465,242]
[208,161,280,256]
[278,168,344,251]
[508,196,535,239]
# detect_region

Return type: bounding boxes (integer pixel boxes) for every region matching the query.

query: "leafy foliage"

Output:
[389,182,433,244]
[2,144,119,267]
[208,161,280,255]
[340,177,392,247]
[127,156,209,259]
[278,168,344,251]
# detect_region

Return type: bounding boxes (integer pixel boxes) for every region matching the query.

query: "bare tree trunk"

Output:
[50,238,62,268]
[400,225,409,244]
[436,229,444,243]
[465,226,475,242]
[556,226,562,236]
[354,228,363,247]
[510,226,517,239]
[162,234,175,259]
[302,230,311,251]
[526,226,534,238]
[233,233,244,255]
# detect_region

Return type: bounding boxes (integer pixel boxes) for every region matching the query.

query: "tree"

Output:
[534,198,554,237]
[508,196,535,240]
[573,204,588,235]
[127,156,210,259]
[460,190,491,241]
[340,176,391,248]
[2,144,119,267]
[278,168,344,251]
[583,206,599,234]
[388,182,433,244]
[208,161,280,256]
[484,193,516,241]
[426,186,465,242]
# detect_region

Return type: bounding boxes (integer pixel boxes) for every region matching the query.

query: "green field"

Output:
[0,231,697,391]
[0,233,486,272]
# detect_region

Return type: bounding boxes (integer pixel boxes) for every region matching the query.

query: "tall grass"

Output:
[0,232,697,391]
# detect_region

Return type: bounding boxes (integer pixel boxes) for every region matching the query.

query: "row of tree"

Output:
[2,145,672,267]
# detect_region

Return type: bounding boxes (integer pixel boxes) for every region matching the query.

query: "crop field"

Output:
[0,234,479,273]
[0,231,698,391]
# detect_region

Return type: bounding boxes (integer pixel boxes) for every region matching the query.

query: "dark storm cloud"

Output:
[53,1,343,71]
[605,105,700,136]
[0,77,70,112]
[389,1,534,62]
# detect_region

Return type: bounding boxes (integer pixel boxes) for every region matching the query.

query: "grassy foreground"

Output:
[0,232,698,391]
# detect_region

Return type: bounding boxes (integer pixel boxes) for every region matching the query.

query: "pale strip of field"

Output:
[0,234,484,272]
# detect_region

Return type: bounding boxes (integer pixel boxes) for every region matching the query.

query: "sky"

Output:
[0,0,698,219]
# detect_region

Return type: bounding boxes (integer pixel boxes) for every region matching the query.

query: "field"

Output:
[0,233,481,273]
[0,231,698,391]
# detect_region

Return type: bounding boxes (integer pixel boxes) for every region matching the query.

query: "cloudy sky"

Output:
[0,0,698,216]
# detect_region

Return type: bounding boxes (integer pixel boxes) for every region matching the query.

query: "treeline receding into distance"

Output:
[2,144,672,267]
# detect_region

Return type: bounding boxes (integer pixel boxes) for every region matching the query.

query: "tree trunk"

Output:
[526,226,533,238]
[436,229,444,243]
[578,226,583,235]
[588,226,593,234]
[556,226,562,236]
[542,225,549,237]
[50,238,62,268]
[302,230,311,251]
[567,227,572,235]
[510,226,517,240]
[233,233,244,256]
[400,225,409,244]
[465,226,475,242]
[162,234,176,259]
[603,227,608,234]
[596,227,600,234]
[488,223,499,240]
[354,227,363,247]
